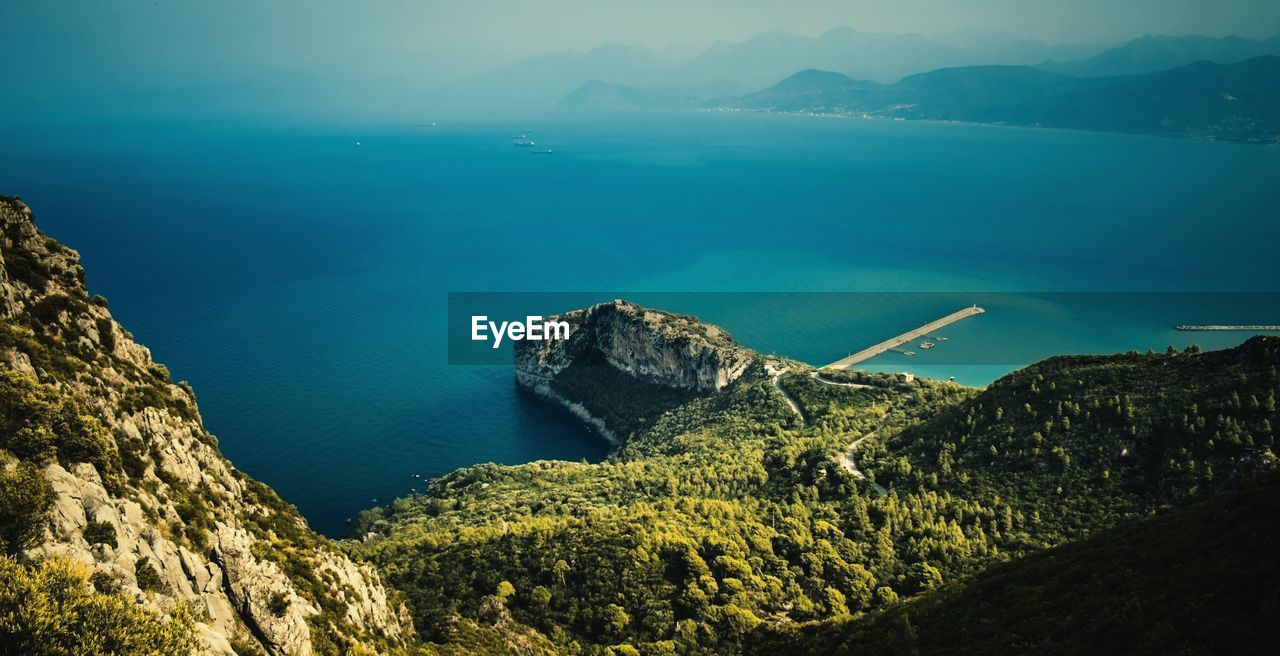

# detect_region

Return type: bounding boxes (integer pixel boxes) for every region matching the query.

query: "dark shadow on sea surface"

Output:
[510,379,611,462]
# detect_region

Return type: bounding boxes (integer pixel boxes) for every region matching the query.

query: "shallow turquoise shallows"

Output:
[3,109,1279,534]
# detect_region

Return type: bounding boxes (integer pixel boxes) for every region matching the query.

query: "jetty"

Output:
[1176,325,1280,331]
[822,306,985,370]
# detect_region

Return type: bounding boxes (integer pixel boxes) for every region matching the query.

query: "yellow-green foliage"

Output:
[411,616,560,656]
[354,339,1278,655]
[0,556,197,655]
[352,374,946,654]
[0,369,125,493]
[748,468,1280,655]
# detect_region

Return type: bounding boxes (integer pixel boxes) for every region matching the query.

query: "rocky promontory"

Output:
[515,300,766,442]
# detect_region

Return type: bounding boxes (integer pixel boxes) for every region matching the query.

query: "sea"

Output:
[3,109,1278,535]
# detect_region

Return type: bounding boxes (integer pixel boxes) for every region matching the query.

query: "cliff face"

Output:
[515,300,760,441]
[0,197,405,655]
[517,300,755,393]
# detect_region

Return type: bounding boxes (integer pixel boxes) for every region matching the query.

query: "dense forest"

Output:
[351,336,1279,655]
[748,467,1280,655]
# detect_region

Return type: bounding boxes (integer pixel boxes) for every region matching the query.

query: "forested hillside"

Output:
[748,467,1280,655]
[352,310,1278,655]
[861,338,1279,547]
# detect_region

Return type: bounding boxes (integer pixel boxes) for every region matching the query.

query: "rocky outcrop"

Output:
[515,300,761,442]
[0,196,404,655]
[516,300,755,393]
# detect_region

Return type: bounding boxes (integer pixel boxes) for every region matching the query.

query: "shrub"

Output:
[229,636,269,656]
[96,317,116,352]
[116,430,149,479]
[0,370,60,463]
[0,462,54,554]
[29,294,87,328]
[0,556,195,655]
[90,570,122,594]
[0,369,125,493]
[135,560,164,592]
[83,519,118,548]
[268,591,290,618]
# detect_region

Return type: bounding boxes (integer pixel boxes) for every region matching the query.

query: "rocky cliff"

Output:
[515,300,763,442]
[0,196,406,655]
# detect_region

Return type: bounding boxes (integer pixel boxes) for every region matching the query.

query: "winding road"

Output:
[771,375,805,423]
[837,429,888,497]
[770,372,889,497]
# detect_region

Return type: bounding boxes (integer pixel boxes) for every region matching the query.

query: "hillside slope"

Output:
[858,335,1280,548]
[749,467,1280,655]
[0,196,406,655]
[717,56,1280,143]
[978,56,1280,142]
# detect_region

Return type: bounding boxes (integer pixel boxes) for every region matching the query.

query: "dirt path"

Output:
[837,429,888,497]
[772,375,805,424]
[774,371,887,496]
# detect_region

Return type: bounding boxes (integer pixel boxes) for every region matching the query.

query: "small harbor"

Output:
[822,305,985,370]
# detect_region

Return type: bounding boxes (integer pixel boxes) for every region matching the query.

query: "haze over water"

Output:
[3,110,1279,534]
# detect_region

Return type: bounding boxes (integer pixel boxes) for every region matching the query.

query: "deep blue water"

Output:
[2,110,1279,535]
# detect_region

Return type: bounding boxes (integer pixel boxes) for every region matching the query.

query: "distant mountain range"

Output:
[673,26,1086,87]
[449,29,1280,109]
[446,27,1115,105]
[713,56,1280,144]
[720,65,1108,116]
[1042,33,1280,77]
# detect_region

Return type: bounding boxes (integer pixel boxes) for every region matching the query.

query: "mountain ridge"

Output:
[0,196,408,655]
[452,26,1114,106]
[748,465,1280,655]
[1041,32,1280,77]
[712,55,1280,143]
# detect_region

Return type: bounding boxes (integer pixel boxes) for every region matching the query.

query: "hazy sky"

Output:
[7,0,1280,84]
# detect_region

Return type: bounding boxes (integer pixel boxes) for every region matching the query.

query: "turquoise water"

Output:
[2,110,1279,534]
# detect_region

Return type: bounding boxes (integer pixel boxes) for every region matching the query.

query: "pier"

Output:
[822,306,985,370]
[1176,325,1280,331]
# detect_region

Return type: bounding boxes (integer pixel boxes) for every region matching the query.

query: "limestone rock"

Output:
[515,300,760,442]
[1,195,404,655]
[516,300,755,393]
